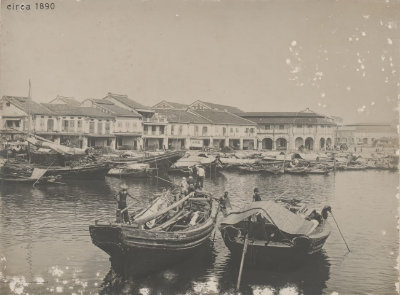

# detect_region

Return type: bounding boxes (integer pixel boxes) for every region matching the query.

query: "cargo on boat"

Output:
[89,190,218,275]
[106,150,185,177]
[1,135,111,181]
[219,201,331,267]
[107,163,154,178]
[169,153,222,175]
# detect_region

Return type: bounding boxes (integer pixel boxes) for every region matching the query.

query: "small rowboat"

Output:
[219,201,331,267]
[307,167,330,175]
[89,191,218,275]
[284,167,308,174]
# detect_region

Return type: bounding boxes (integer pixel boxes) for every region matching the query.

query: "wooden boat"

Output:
[284,166,308,174]
[107,163,155,178]
[306,167,330,175]
[219,201,331,266]
[43,163,110,179]
[109,150,185,168]
[263,165,284,175]
[89,191,218,275]
[169,153,222,175]
[0,167,55,184]
[345,163,367,171]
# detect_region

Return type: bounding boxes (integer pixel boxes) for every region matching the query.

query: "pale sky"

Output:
[1,0,399,123]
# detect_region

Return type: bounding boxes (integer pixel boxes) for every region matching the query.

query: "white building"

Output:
[153,100,258,150]
[81,98,143,150]
[336,123,398,148]
[0,96,116,149]
[240,109,337,151]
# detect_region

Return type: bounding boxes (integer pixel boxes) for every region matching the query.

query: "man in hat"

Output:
[253,188,262,202]
[115,184,133,223]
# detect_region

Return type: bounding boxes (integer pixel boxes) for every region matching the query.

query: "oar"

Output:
[330,211,350,252]
[236,233,249,291]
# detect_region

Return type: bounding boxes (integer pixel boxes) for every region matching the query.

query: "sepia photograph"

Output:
[0,0,399,294]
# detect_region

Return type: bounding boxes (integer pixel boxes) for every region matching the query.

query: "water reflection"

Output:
[100,241,217,295]
[0,170,398,294]
[218,252,330,295]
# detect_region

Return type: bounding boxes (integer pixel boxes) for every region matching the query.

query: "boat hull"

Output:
[89,200,217,275]
[220,233,330,267]
[45,164,110,179]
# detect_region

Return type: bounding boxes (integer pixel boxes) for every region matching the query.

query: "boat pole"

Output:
[236,234,249,291]
[32,159,55,187]
[153,175,179,188]
[212,205,220,242]
[330,211,350,252]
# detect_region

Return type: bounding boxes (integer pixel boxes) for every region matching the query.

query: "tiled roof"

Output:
[3,96,53,115]
[155,109,209,124]
[104,92,150,110]
[245,116,336,125]
[88,99,141,117]
[192,109,256,126]
[50,96,81,106]
[241,109,330,118]
[193,100,244,114]
[343,123,393,126]
[153,100,189,110]
[42,104,114,118]
[240,110,336,125]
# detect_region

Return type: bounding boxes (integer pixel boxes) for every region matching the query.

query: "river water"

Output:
[0,170,398,295]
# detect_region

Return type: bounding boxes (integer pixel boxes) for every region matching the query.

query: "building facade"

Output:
[153,101,258,150]
[240,109,337,152]
[0,96,116,149]
[81,99,143,150]
[336,123,398,148]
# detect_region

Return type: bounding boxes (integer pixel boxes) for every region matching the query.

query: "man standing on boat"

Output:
[253,188,262,202]
[219,191,232,216]
[196,165,205,189]
[115,184,133,223]
[181,177,189,195]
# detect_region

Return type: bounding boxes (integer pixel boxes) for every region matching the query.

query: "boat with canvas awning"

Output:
[219,201,331,266]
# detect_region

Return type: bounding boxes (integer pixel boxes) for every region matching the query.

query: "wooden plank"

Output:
[132,193,193,225]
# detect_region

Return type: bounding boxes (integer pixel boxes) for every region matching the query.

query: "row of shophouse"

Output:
[0,93,397,151]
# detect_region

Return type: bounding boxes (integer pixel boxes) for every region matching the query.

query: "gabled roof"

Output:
[244,116,336,125]
[155,109,209,124]
[3,96,53,115]
[42,104,114,118]
[104,92,151,111]
[49,95,80,106]
[240,109,336,125]
[191,109,256,126]
[86,99,141,118]
[189,100,244,114]
[241,109,327,118]
[153,100,189,110]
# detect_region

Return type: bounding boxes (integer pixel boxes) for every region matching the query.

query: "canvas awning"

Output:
[221,201,315,235]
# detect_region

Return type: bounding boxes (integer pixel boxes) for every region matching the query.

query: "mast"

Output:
[27,79,32,163]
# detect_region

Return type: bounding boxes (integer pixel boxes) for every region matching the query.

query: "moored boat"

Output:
[107,163,154,178]
[89,191,218,275]
[284,166,308,174]
[219,201,331,267]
